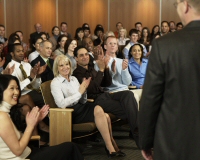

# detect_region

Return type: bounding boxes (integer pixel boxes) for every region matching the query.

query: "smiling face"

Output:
[131,45,142,61]
[75,48,90,68]
[68,40,77,52]
[84,38,94,52]
[53,27,60,36]
[11,45,24,63]
[40,41,52,58]
[58,59,71,78]
[78,30,84,39]
[34,38,43,51]
[3,80,19,106]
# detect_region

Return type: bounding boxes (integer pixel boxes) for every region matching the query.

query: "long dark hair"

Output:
[56,34,68,49]
[0,75,25,131]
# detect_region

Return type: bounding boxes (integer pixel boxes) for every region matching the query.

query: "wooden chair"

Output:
[40,80,97,146]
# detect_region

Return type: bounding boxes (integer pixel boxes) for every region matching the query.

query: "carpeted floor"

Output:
[76,123,144,160]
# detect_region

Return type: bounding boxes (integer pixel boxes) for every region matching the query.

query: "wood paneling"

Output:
[58,0,84,38]
[32,0,56,39]
[83,0,108,34]
[110,0,160,33]
[6,0,32,43]
[161,0,181,23]
[0,0,4,25]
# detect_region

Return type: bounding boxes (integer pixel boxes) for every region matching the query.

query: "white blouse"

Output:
[51,75,87,108]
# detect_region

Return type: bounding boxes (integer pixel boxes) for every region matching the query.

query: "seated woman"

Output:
[0,74,84,160]
[64,39,77,71]
[54,35,68,56]
[49,26,60,51]
[128,44,148,89]
[51,55,124,157]
[74,27,84,46]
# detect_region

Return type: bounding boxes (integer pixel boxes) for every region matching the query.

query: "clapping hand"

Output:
[26,107,40,128]
[3,64,15,75]
[38,105,49,122]
[79,77,91,94]
[122,59,128,70]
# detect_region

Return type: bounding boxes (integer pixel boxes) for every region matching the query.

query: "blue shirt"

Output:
[128,57,148,88]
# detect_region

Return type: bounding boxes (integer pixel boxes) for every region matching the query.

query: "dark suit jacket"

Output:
[31,55,54,83]
[139,21,200,160]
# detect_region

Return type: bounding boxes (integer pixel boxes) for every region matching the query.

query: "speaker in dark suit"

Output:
[139,1,200,159]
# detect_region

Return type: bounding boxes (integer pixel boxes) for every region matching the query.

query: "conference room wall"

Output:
[0,0,180,44]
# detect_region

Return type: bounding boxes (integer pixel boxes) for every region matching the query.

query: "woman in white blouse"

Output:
[51,55,122,157]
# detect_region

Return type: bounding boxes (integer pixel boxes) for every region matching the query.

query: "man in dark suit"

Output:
[139,1,200,160]
[30,23,42,50]
[31,40,54,83]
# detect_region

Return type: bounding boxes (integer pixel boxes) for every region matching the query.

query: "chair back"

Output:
[40,80,57,108]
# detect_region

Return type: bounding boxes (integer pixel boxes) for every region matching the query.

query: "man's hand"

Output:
[0,57,5,68]
[141,149,153,160]
[3,64,15,75]
[23,57,29,63]
[96,59,105,72]
[93,46,104,60]
[37,64,47,75]
[122,59,128,70]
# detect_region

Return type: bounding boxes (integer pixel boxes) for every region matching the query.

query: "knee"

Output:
[21,104,31,116]
[94,105,105,117]
[105,113,111,122]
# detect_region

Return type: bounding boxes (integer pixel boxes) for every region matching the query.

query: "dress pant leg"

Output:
[110,90,138,135]
[27,90,45,108]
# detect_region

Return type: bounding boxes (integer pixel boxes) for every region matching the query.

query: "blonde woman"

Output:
[118,28,130,45]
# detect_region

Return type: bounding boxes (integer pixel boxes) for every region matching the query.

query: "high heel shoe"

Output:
[105,147,118,158]
[117,150,126,157]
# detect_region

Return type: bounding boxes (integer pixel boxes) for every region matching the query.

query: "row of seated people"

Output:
[0,36,140,159]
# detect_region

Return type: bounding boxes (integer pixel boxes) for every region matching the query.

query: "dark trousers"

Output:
[27,142,84,160]
[95,90,138,135]
[27,90,45,108]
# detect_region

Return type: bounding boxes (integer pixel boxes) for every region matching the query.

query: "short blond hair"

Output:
[53,54,72,77]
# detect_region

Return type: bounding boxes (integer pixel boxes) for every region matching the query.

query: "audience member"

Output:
[60,22,71,38]
[30,23,42,50]
[0,24,8,47]
[0,74,84,160]
[128,44,148,89]
[139,27,151,52]
[28,37,43,62]
[93,24,104,46]
[49,26,60,51]
[160,21,170,36]
[72,46,138,149]
[150,25,160,42]
[74,27,84,46]
[31,40,54,83]
[169,21,176,32]
[40,32,48,40]
[135,22,143,32]
[176,22,184,30]
[54,35,68,56]
[123,29,147,59]
[114,22,123,38]
[51,54,124,157]
[139,0,200,159]
[118,28,129,45]
[64,39,77,71]
[15,31,28,53]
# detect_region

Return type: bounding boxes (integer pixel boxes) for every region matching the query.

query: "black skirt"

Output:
[71,102,95,124]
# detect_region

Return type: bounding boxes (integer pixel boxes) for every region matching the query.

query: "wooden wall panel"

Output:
[83,0,108,34]
[5,0,32,43]
[110,0,160,33]
[58,0,84,38]
[32,0,56,39]
[161,0,181,23]
[0,0,4,26]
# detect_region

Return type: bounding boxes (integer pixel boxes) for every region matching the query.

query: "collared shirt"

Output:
[54,48,65,56]
[118,37,130,45]
[7,60,41,95]
[40,55,48,63]
[51,75,87,108]
[95,57,132,92]
[123,42,148,59]
[128,57,148,88]
[28,50,40,62]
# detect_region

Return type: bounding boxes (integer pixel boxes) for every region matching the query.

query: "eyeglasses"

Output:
[173,1,183,8]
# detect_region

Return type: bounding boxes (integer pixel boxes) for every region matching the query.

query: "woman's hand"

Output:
[38,105,49,122]
[26,107,40,129]
[79,77,91,94]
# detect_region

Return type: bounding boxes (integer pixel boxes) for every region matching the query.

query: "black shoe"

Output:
[117,150,126,157]
[105,147,118,158]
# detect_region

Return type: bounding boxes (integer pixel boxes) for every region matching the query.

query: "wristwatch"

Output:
[27,76,33,81]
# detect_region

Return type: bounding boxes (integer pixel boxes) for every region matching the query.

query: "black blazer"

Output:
[31,55,54,83]
[139,21,200,160]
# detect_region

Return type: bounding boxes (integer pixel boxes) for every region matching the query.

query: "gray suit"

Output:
[139,20,200,160]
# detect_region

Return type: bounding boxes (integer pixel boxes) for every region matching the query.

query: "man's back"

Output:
[139,21,200,159]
